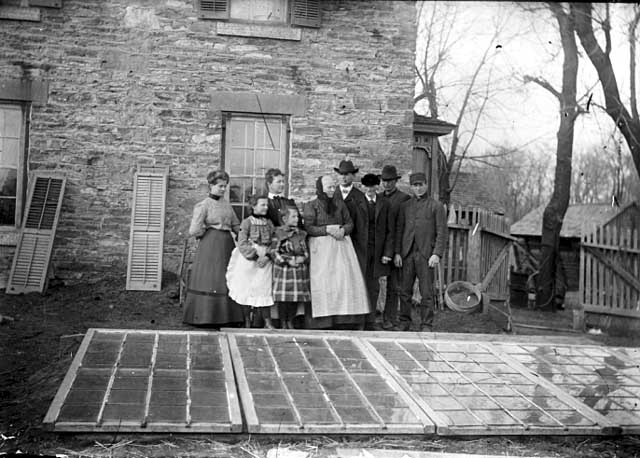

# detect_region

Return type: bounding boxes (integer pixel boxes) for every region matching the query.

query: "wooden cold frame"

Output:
[43,329,242,433]
[227,330,433,434]
[495,342,638,434]
[361,336,618,436]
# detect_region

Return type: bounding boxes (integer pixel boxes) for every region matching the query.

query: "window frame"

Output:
[196,0,320,28]
[221,112,291,221]
[0,102,29,231]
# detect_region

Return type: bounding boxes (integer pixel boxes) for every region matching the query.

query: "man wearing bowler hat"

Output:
[378,165,411,329]
[393,172,447,332]
[333,160,369,279]
[360,173,393,330]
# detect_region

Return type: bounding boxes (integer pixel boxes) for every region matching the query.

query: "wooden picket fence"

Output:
[445,204,513,300]
[580,202,640,318]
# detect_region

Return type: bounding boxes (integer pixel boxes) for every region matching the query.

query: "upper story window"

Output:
[196,0,320,28]
[0,103,28,228]
[222,113,290,220]
[230,0,287,23]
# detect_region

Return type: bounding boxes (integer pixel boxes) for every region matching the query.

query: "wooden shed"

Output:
[510,204,620,294]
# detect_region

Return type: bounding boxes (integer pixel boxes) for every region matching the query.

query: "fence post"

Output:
[467,211,482,284]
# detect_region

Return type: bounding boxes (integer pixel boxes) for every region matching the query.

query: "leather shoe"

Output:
[382,320,395,330]
[392,321,410,332]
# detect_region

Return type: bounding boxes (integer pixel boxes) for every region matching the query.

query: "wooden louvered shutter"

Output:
[290,0,320,27]
[126,166,169,291]
[196,0,229,19]
[7,172,66,294]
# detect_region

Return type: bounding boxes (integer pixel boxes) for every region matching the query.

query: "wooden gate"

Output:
[445,205,513,300]
[580,202,640,318]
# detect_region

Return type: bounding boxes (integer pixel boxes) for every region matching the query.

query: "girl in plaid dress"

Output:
[271,206,311,329]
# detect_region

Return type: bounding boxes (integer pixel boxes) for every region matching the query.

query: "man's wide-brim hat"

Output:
[379,165,401,180]
[334,160,359,174]
[361,173,380,187]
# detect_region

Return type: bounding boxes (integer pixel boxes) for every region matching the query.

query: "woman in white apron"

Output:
[302,175,370,329]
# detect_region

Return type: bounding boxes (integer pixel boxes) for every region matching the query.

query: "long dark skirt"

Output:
[183,229,244,326]
[303,303,367,329]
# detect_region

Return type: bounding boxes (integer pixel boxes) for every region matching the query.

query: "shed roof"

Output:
[510,203,620,238]
[450,171,506,215]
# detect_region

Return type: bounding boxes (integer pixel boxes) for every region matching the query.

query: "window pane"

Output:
[229,120,247,146]
[0,138,20,168]
[0,197,16,225]
[228,177,252,204]
[229,177,251,221]
[3,106,22,136]
[225,115,287,202]
[228,147,246,175]
[230,0,286,22]
[256,120,281,149]
[0,167,17,197]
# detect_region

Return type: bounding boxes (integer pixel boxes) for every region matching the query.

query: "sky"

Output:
[414,2,637,165]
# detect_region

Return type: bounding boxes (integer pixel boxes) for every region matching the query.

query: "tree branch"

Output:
[572,2,640,176]
[522,75,561,101]
[630,5,640,121]
[604,3,611,56]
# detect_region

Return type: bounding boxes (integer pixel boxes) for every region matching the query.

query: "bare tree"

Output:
[572,136,640,204]
[414,2,511,205]
[571,3,640,178]
[468,147,553,223]
[523,3,580,310]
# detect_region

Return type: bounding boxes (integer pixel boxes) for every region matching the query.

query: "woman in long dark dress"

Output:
[183,170,244,326]
[303,175,370,329]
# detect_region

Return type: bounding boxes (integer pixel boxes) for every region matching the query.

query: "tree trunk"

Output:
[537,3,579,310]
[439,155,451,207]
[572,2,640,179]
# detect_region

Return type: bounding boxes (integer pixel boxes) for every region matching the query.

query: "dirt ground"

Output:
[1,273,640,457]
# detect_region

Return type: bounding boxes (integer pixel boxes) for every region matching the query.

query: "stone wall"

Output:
[0,0,416,284]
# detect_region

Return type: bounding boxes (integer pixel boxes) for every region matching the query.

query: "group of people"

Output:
[182,160,447,332]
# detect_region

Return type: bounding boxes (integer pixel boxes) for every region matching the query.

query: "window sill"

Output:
[216,21,301,41]
[0,6,41,22]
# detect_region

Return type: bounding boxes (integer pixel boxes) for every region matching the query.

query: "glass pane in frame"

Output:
[0,197,16,225]
[225,114,288,205]
[0,168,17,197]
[230,0,286,23]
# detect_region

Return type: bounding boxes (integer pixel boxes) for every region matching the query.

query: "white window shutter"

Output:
[7,172,66,294]
[126,166,169,291]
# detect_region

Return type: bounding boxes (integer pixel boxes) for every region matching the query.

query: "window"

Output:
[0,104,27,228]
[223,113,289,220]
[196,0,320,28]
[230,0,287,23]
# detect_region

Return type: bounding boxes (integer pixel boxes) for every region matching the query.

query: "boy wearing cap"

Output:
[378,165,411,329]
[360,173,393,329]
[393,172,447,332]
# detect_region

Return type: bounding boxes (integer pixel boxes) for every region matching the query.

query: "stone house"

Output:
[0,0,417,286]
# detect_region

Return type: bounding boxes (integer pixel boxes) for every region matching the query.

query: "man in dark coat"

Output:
[360,173,394,330]
[333,160,368,276]
[378,165,411,329]
[393,172,447,332]
[265,168,298,227]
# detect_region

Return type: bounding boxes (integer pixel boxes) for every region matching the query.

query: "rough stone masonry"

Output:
[0,0,416,284]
